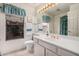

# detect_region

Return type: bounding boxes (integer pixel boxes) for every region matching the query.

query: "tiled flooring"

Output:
[4,49,34,56]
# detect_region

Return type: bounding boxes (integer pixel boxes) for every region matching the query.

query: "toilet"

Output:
[25,40,34,53]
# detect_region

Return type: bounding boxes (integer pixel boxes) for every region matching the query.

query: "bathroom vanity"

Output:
[33,34,79,56]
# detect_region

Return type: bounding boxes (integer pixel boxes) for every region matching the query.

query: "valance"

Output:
[0,3,26,16]
[42,15,51,23]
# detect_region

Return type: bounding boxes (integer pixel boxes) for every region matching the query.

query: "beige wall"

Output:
[67,4,79,36]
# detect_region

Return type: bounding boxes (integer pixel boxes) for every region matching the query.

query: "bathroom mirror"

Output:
[48,3,79,37]
[37,3,79,37]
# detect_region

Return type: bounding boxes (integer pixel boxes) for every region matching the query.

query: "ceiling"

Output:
[46,3,74,16]
[10,3,45,9]
[25,3,43,7]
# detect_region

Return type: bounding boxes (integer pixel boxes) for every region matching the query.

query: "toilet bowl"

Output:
[25,40,34,53]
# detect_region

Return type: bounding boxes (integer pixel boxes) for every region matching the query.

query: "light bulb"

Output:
[37,3,56,14]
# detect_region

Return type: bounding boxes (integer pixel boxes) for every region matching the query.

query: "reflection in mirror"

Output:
[39,3,79,37]
[60,15,68,35]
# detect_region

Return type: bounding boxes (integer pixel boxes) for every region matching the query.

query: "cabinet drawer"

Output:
[58,48,77,56]
[39,40,57,53]
[46,49,57,56]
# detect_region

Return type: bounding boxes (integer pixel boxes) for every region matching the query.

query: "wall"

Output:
[49,16,54,33]
[0,3,36,55]
[67,4,79,36]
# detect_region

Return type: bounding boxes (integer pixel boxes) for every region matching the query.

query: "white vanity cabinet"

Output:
[34,37,58,56]
[34,36,79,56]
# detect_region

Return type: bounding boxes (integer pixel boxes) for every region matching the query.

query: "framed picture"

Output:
[27,16,32,23]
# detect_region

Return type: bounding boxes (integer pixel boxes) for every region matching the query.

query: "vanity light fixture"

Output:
[37,3,56,14]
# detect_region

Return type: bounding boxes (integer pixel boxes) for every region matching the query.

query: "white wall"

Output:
[0,3,36,55]
[67,4,79,36]
[49,16,54,33]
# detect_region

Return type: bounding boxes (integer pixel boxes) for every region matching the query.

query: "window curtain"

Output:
[60,15,68,35]
[42,15,51,23]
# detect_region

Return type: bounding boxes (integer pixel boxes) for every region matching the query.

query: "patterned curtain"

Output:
[60,15,68,35]
[42,15,51,23]
[1,3,26,16]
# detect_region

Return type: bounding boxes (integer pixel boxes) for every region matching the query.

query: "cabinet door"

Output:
[58,48,77,56]
[46,49,57,56]
[34,43,44,56]
[39,40,57,53]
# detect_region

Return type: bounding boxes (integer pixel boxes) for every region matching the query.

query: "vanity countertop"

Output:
[33,33,79,55]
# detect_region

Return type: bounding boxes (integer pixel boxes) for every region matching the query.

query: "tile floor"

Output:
[4,49,34,56]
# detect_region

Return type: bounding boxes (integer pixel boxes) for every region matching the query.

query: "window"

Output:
[6,15,24,40]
